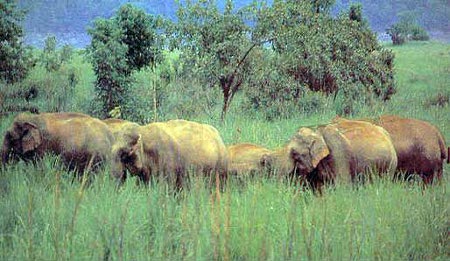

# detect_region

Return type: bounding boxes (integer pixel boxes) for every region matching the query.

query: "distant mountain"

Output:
[18,0,449,48]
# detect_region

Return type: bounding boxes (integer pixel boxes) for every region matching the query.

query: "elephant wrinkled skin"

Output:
[111,119,228,188]
[269,118,398,192]
[1,112,114,173]
[227,143,272,176]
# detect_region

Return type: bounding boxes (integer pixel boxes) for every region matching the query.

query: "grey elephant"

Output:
[373,115,448,184]
[1,112,114,173]
[227,143,272,176]
[110,119,229,188]
[268,118,398,193]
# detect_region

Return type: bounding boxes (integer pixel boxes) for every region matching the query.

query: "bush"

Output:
[387,12,429,45]
[40,35,74,72]
[423,92,449,108]
[24,66,78,112]
[410,25,430,41]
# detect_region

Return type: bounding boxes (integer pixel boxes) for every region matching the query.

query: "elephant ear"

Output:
[21,122,42,153]
[129,134,141,156]
[310,136,330,169]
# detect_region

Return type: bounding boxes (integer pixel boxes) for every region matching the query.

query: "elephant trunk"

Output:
[111,155,127,185]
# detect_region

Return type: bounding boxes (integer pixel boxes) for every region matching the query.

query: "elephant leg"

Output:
[435,164,443,182]
[421,172,433,186]
[136,169,150,186]
[175,167,185,192]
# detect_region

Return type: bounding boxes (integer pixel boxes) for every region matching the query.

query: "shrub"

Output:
[40,35,74,72]
[423,92,449,108]
[410,25,430,41]
[387,12,429,45]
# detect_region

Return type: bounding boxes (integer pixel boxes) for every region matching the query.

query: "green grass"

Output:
[0,41,449,260]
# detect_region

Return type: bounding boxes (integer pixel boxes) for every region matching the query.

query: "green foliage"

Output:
[387,12,429,45]
[87,19,131,118]
[0,0,34,83]
[87,4,162,119]
[172,0,261,119]
[310,0,336,14]
[115,4,162,71]
[40,35,74,72]
[23,65,79,112]
[246,1,396,118]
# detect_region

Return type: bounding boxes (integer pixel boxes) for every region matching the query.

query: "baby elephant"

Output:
[227,143,272,176]
[1,112,114,173]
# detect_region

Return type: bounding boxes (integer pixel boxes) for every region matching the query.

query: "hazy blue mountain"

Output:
[18,0,449,48]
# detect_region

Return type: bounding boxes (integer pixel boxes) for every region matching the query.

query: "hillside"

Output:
[18,0,450,48]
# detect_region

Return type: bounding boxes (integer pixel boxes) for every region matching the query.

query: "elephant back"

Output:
[332,119,397,177]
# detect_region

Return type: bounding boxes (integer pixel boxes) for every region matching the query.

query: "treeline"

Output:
[2,0,397,121]
[86,0,396,121]
[18,0,449,46]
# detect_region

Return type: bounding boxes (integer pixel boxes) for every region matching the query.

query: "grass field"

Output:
[0,41,449,260]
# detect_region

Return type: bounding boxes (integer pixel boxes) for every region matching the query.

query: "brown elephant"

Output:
[1,112,114,173]
[110,119,228,188]
[103,118,143,182]
[373,115,448,184]
[268,118,398,192]
[227,143,272,176]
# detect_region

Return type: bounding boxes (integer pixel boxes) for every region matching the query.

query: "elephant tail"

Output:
[437,131,447,164]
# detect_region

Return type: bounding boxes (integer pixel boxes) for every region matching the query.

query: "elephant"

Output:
[227,143,272,176]
[268,118,398,193]
[102,118,140,136]
[103,118,143,182]
[373,115,448,184]
[110,119,228,188]
[1,112,114,174]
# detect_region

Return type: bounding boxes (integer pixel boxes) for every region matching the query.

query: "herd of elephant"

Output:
[1,112,448,192]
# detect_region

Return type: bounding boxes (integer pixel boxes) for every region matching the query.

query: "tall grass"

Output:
[0,161,448,260]
[0,42,449,260]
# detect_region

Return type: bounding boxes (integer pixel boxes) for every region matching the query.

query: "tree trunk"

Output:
[220,78,231,121]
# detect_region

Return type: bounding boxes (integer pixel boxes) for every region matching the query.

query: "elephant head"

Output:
[111,130,144,183]
[1,119,43,164]
[287,127,330,176]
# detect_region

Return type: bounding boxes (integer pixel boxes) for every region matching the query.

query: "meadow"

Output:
[0,41,449,260]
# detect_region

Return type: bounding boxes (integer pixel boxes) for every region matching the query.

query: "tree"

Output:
[311,0,335,13]
[0,0,34,83]
[88,19,131,118]
[387,11,429,45]
[87,4,161,119]
[246,0,396,117]
[115,4,161,71]
[172,0,267,120]
[40,35,74,72]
